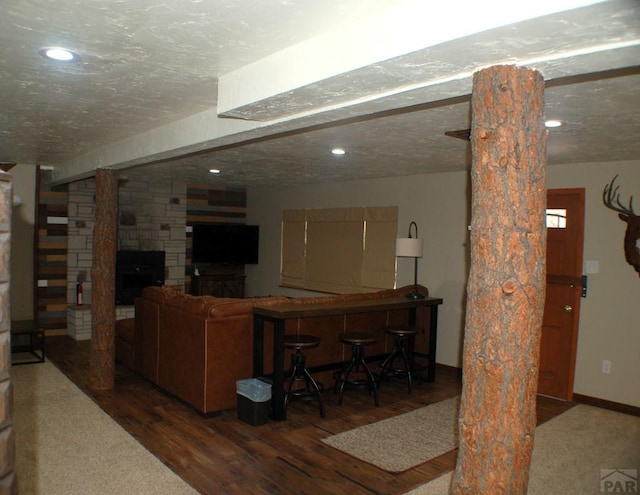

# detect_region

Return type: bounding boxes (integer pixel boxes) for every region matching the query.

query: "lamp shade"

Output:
[395,237,423,258]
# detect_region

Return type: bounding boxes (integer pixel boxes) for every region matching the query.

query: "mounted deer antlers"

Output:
[603,175,640,277]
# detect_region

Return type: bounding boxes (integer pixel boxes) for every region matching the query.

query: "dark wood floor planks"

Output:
[35,336,574,495]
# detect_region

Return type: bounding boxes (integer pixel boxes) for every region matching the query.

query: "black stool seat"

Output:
[341,333,377,346]
[378,326,418,393]
[335,332,379,407]
[283,334,325,419]
[285,334,322,349]
[385,326,417,338]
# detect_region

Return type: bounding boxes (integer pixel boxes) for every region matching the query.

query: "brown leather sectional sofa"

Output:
[131,284,429,415]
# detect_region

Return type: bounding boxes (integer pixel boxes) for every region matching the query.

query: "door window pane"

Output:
[546,209,567,229]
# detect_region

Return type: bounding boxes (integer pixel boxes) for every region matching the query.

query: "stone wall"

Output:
[117,178,186,285]
[67,179,95,304]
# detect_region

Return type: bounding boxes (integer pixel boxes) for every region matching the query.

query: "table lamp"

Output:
[396,221,424,299]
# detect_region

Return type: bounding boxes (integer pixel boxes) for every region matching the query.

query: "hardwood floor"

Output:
[40,336,574,495]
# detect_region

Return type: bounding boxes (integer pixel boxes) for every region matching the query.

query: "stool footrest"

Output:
[283,340,325,419]
[378,329,418,393]
[287,381,325,400]
[334,335,379,407]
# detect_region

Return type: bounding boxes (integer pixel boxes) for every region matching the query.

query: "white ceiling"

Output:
[1,0,639,187]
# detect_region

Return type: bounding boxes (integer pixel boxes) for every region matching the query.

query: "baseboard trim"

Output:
[435,362,463,378]
[572,393,640,417]
[428,367,639,417]
[331,359,638,416]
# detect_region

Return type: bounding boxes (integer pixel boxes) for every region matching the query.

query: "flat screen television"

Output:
[191,224,259,264]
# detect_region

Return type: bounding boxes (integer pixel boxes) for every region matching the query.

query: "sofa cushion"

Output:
[205,296,289,317]
[115,318,135,342]
[281,284,428,306]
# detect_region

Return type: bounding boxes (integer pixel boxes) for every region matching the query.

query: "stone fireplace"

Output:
[66,177,186,340]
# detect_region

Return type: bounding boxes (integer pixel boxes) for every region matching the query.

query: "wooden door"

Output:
[538,189,585,400]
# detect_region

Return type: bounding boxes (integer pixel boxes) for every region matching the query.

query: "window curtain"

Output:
[281,206,397,293]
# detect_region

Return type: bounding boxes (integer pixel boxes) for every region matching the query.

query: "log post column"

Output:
[89,168,118,391]
[451,65,547,494]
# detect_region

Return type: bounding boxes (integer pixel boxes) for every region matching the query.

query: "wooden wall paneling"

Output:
[34,168,68,332]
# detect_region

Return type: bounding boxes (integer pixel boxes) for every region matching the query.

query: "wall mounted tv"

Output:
[191,223,259,264]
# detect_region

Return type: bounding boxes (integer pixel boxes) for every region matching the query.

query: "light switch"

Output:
[586,260,599,274]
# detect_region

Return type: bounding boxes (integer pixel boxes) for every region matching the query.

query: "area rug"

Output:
[322,396,460,472]
[12,361,199,495]
[404,403,640,495]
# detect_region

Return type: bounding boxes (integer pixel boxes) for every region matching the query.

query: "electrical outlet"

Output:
[602,360,611,374]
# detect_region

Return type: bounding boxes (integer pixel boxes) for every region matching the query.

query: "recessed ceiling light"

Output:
[39,47,80,62]
[209,169,221,174]
[331,148,346,156]
[545,120,563,128]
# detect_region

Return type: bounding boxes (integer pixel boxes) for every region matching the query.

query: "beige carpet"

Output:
[13,361,198,495]
[323,395,640,494]
[403,403,640,495]
[322,396,460,472]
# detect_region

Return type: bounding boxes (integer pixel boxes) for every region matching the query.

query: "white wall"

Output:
[9,164,36,322]
[247,160,640,408]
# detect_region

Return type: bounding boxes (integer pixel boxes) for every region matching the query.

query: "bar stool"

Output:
[283,334,325,419]
[335,332,379,407]
[378,326,418,393]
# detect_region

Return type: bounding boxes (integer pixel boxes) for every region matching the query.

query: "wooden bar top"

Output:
[253,296,443,319]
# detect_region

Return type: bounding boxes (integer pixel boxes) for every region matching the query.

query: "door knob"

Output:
[563,305,573,313]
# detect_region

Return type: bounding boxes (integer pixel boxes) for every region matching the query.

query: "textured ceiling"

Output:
[1,0,639,187]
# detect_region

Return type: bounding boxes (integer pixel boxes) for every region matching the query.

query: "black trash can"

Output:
[236,378,272,426]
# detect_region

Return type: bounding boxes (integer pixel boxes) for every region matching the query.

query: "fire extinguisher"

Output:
[76,282,83,306]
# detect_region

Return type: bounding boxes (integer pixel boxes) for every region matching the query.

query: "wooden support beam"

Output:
[90,168,118,390]
[451,65,547,494]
